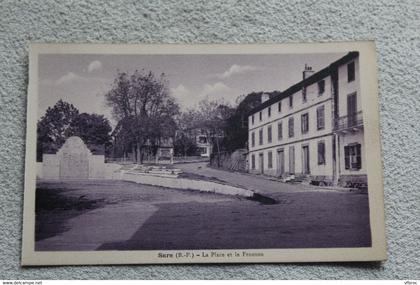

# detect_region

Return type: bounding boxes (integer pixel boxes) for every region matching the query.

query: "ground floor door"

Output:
[277,149,285,177]
[259,153,264,174]
[302,145,310,174]
[289,146,295,174]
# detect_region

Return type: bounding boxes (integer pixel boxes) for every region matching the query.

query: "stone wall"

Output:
[37,136,120,180]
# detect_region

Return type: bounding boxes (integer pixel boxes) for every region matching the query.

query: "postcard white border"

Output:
[21,41,387,265]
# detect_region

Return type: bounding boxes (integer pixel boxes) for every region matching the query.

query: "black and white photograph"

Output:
[22,42,386,265]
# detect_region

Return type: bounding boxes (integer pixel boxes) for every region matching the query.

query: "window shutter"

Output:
[318,142,325,165]
[344,146,350,170]
[356,144,362,169]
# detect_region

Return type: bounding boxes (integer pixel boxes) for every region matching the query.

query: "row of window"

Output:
[251,105,325,147]
[250,140,327,172]
[251,79,326,125]
[251,61,356,126]
[250,142,362,172]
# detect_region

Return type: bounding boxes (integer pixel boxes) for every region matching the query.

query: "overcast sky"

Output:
[38,52,345,124]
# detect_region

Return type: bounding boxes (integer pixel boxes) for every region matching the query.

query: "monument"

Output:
[39,136,109,180]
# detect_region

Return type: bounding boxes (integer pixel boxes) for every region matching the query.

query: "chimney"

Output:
[302,64,315,80]
[261,93,270,103]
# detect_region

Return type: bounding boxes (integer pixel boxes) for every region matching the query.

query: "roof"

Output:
[248,51,359,116]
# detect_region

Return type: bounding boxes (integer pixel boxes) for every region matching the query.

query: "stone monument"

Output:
[39,136,108,180]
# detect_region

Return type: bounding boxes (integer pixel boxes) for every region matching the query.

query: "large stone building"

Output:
[247,52,367,187]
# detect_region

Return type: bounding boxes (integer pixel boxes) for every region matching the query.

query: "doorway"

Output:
[302,145,310,174]
[277,149,285,177]
[259,153,264,174]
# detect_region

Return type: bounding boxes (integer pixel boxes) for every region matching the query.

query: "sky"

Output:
[38,52,346,125]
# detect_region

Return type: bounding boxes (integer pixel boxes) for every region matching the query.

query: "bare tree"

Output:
[106,70,179,163]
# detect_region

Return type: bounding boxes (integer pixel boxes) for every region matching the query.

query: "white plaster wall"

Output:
[41,154,59,180]
[88,155,105,179]
[337,57,361,116]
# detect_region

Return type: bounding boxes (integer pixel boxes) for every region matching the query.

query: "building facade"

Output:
[247,52,367,187]
[196,131,212,157]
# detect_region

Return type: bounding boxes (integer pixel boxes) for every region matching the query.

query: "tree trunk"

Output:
[132,145,136,163]
[136,142,141,164]
[216,135,221,167]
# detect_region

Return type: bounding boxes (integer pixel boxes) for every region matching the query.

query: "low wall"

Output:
[36,161,122,180]
[121,172,254,197]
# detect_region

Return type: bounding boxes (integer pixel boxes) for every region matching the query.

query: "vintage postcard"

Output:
[22,42,386,265]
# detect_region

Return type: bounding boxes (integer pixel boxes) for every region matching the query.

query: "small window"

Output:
[347,61,355,82]
[318,80,325,95]
[267,125,272,143]
[318,141,325,165]
[268,107,271,117]
[344,144,361,170]
[301,113,309,134]
[259,128,263,145]
[317,105,325,130]
[302,87,307,103]
[259,111,262,121]
[289,95,293,108]
[251,154,256,169]
[278,102,282,112]
[288,117,294,138]
[268,151,273,169]
[277,122,283,141]
[251,132,255,147]
[251,115,254,125]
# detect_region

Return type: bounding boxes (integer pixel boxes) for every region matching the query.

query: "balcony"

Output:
[334,111,363,132]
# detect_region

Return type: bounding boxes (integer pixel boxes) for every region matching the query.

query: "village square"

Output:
[35,52,371,251]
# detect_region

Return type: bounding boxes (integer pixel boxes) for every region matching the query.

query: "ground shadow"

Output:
[35,187,105,241]
[98,191,371,250]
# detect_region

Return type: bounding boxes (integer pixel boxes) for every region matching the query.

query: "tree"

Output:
[67,113,113,154]
[37,100,114,161]
[173,132,198,157]
[105,70,180,163]
[193,99,235,166]
[37,100,79,161]
[221,91,280,152]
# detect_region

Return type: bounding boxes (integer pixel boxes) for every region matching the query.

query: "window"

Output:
[259,128,263,145]
[251,132,255,147]
[302,87,307,103]
[344,143,361,170]
[268,106,271,117]
[318,80,325,95]
[289,95,293,108]
[277,122,283,141]
[301,113,309,134]
[318,141,326,165]
[251,115,254,125]
[267,125,272,143]
[347,61,355,82]
[278,101,282,112]
[289,146,295,174]
[198,136,207,144]
[259,111,262,121]
[251,154,255,169]
[268,151,273,169]
[288,117,294,138]
[317,105,325,130]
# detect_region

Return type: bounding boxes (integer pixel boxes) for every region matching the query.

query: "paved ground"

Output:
[35,176,371,251]
[176,162,342,195]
